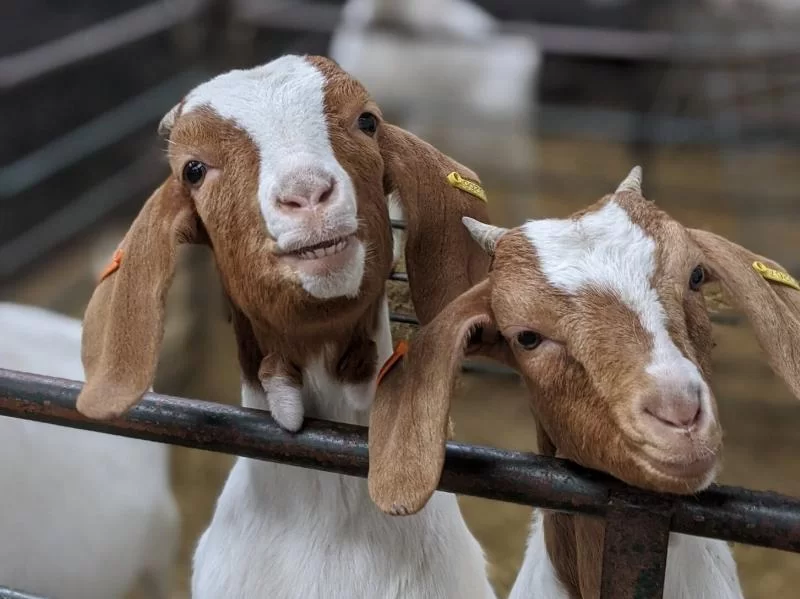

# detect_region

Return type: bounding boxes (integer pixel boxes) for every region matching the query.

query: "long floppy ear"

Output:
[380,124,492,325]
[689,228,800,399]
[77,178,200,419]
[368,279,508,514]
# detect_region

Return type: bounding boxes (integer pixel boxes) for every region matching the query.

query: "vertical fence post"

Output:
[600,489,673,599]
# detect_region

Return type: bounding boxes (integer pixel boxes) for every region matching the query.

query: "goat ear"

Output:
[77,178,200,419]
[379,124,492,325]
[368,279,501,514]
[689,228,800,399]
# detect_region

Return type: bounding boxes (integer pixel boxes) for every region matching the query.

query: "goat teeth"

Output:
[313,249,325,259]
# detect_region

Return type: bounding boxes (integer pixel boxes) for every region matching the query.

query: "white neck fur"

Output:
[509,511,744,599]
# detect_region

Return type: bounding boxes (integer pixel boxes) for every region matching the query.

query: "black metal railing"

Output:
[1,367,799,599]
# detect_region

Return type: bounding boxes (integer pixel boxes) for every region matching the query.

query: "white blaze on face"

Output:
[522,201,708,399]
[181,55,364,299]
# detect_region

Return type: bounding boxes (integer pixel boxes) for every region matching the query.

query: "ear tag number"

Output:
[446,172,488,203]
[753,261,800,291]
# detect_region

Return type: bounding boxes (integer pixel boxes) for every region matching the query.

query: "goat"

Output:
[329,0,541,203]
[73,55,496,598]
[369,167,800,598]
[0,302,179,599]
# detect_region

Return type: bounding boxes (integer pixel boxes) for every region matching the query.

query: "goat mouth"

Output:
[279,234,356,260]
[277,234,361,276]
[640,452,718,483]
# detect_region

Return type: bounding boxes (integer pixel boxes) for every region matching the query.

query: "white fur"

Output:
[262,375,304,432]
[193,298,495,599]
[0,303,179,599]
[523,201,711,412]
[508,511,570,599]
[330,0,540,180]
[511,511,743,599]
[182,55,365,300]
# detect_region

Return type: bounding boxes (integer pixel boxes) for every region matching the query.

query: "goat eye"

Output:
[357,112,378,136]
[516,330,542,351]
[183,160,206,185]
[689,265,705,291]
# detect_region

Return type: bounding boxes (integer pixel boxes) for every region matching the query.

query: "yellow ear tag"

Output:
[447,172,487,203]
[752,261,800,291]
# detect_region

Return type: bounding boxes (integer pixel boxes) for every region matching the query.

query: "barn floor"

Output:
[5,136,800,598]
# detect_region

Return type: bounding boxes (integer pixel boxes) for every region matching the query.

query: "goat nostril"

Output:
[643,394,702,430]
[317,183,334,205]
[281,198,305,210]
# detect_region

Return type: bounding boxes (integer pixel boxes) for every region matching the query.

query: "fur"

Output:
[193,299,495,599]
[511,511,743,599]
[0,303,179,599]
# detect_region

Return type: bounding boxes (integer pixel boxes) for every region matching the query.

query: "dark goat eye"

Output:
[689,265,705,291]
[516,331,543,351]
[183,161,206,185]
[357,112,378,136]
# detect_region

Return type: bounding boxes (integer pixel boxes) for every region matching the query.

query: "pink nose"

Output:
[641,384,702,429]
[276,180,334,211]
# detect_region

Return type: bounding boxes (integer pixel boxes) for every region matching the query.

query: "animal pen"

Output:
[2,1,800,598]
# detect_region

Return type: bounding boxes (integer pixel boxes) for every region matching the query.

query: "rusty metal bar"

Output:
[0,586,49,599]
[600,490,673,599]
[1,369,800,553]
[389,311,418,325]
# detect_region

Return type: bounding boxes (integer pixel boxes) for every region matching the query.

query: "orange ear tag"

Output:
[377,340,409,386]
[99,249,123,283]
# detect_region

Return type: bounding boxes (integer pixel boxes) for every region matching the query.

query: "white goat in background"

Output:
[0,302,179,599]
[330,0,541,222]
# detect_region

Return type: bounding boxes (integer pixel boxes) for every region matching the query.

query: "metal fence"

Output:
[1,365,800,599]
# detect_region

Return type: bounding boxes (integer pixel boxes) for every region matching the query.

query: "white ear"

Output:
[615,166,643,194]
[462,217,508,257]
[158,103,181,138]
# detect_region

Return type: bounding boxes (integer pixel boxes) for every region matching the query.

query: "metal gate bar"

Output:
[0,587,49,599]
[600,490,674,598]
[2,368,800,555]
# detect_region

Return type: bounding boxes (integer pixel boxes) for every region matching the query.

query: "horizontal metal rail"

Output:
[0,368,799,554]
[0,587,48,599]
[235,0,800,63]
[0,0,209,89]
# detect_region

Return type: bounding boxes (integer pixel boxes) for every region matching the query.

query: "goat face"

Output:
[369,167,800,515]
[161,56,392,320]
[484,186,722,495]
[74,54,491,421]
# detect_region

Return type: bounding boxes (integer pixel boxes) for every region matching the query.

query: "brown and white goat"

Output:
[74,55,496,599]
[369,167,800,598]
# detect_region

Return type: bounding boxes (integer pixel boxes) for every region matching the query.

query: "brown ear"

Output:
[368,279,501,515]
[77,179,200,419]
[689,228,800,399]
[380,124,492,325]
